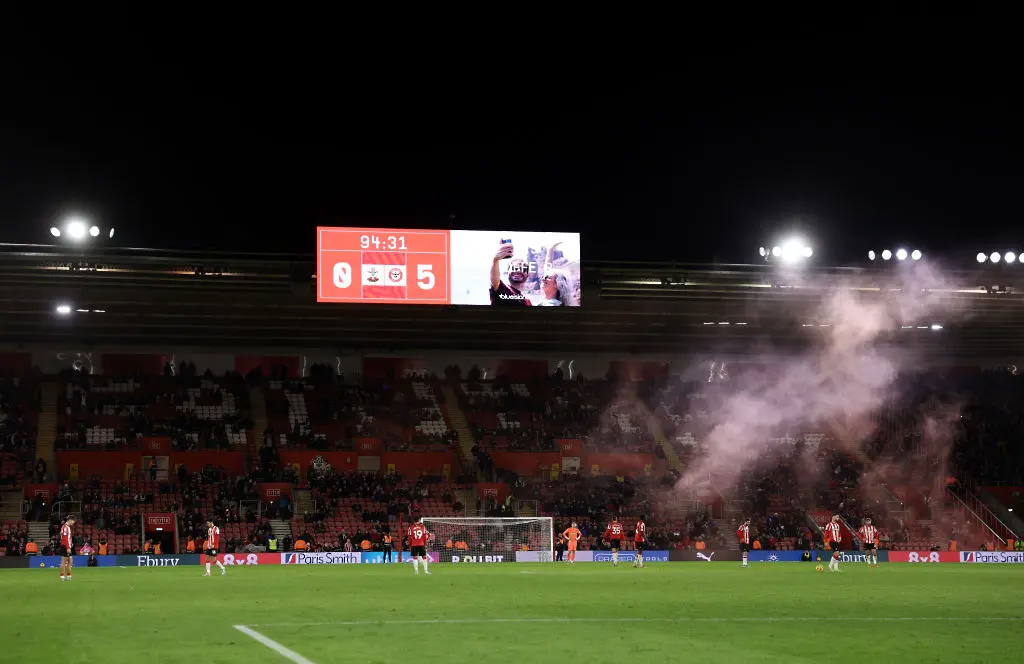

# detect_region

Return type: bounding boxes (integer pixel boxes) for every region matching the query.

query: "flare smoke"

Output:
[674,263,966,507]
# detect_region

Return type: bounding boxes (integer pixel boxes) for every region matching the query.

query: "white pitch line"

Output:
[244,616,1024,628]
[234,625,318,664]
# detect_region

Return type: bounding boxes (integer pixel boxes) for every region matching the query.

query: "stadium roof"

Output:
[1,243,1023,355]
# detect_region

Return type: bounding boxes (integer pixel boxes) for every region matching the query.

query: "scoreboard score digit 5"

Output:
[316,227,451,304]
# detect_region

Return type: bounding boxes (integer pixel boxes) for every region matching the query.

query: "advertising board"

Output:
[888,551,960,563]
[960,551,1024,563]
[120,554,202,567]
[217,553,282,565]
[747,551,808,562]
[30,555,116,568]
[592,551,670,563]
[745,550,888,563]
[449,553,513,563]
[360,551,439,564]
[316,227,582,306]
[517,550,592,563]
[514,550,670,563]
[280,552,363,565]
[669,549,743,562]
[0,556,26,569]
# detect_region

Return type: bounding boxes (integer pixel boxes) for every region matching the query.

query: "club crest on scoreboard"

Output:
[362,264,407,286]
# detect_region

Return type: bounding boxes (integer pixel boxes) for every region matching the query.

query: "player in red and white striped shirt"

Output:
[824,515,843,572]
[632,516,647,568]
[203,520,226,577]
[407,522,432,575]
[736,518,751,568]
[59,516,76,581]
[857,518,880,567]
[603,519,625,566]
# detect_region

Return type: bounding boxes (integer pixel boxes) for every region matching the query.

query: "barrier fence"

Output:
[3,549,1019,568]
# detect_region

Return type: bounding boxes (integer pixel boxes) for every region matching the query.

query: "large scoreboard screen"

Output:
[317,228,581,307]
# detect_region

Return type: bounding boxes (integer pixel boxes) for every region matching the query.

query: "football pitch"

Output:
[2,563,1021,663]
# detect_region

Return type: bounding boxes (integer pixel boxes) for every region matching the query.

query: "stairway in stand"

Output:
[0,491,24,521]
[269,519,293,543]
[293,489,314,516]
[247,385,269,468]
[639,403,684,473]
[28,521,50,543]
[439,386,479,478]
[35,381,61,476]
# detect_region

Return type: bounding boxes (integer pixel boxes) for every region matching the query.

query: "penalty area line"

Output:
[233,625,318,664]
[243,616,1024,628]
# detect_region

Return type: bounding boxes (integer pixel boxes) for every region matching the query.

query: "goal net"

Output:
[420,517,554,563]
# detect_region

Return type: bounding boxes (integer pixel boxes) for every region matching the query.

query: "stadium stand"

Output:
[0,357,1021,558]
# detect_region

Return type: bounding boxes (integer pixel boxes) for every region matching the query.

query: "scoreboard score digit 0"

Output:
[316,227,451,304]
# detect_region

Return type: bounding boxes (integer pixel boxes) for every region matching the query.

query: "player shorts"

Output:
[863,543,876,551]
[634,541,644,552]
[410,545,427,558]
[828,542,840,552]
[62,546,73,558]
[739,543,750,553]
[205,549,217,557]
[609,539,623,550]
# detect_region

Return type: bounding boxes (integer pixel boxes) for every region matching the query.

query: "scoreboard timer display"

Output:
[317,227,582,307]
[316,228,449,305]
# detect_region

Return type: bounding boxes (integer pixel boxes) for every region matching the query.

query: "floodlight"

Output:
[1005,252,1017,264]
[977,252,987,263]
[759,247,767,257]
[802,246,813,258]
[49,227,61,238]
[88,225,100,237]
[931,324,943,331]
[771,246,782,257]
[109,228,116,239]
[895,248,908,261]
[911,250,922,261]
[66,220,87,239]
[881,250,892,260]
[868,250,876,261]
[55,304,72,315]
[991,252,1002,263]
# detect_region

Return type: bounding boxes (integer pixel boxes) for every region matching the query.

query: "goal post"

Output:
[420,517,554,563]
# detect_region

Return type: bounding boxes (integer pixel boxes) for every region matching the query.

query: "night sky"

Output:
[1,19,1019,265]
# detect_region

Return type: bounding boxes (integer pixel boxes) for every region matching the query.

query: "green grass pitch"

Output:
[2,562,1021,663]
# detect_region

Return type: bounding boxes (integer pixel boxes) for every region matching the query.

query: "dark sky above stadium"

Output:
[1,16,1019,265]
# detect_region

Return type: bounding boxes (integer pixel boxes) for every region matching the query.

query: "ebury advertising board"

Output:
[122,554,202,567]
[316,227,582,307]
[960,551,1024,563]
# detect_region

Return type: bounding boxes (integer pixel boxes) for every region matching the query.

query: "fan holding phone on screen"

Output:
[489,238,532,306]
